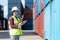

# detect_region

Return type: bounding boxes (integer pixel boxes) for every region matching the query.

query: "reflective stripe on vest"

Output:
[9,16,22,36]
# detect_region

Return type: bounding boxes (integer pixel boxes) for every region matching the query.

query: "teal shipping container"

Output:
[44,0,60,40]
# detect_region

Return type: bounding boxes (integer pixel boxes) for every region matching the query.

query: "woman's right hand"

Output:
[18,22,23,26]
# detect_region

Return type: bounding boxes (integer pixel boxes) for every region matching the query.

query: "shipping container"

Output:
[34,0,44,38]
[44,0,60,40]
[34,0,60,40]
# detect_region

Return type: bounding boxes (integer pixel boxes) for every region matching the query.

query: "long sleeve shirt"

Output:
[9,17,18,28]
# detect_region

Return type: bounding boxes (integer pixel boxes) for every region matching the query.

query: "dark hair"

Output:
[12,10,18,15]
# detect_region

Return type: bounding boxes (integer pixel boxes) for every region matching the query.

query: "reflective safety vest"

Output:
[9,16,22,36]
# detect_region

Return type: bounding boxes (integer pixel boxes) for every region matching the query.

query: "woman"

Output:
[8,6,23,40]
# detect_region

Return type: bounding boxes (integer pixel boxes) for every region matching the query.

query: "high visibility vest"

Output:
[9,16,22,36]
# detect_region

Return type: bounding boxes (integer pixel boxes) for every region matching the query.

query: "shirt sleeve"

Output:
[9,17,18,28]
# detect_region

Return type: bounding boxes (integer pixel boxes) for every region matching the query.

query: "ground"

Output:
[0,30,44,40]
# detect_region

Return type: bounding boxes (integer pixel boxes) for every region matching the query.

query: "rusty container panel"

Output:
[34,0,44,38]
[34,17,39,34]
[24,8,33,19]
[38,12,44,38]
[38,0,44,38]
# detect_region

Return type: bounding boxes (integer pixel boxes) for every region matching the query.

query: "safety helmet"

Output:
[11,6,19,12]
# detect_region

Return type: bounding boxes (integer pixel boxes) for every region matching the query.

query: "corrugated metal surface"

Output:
[23,0,33,30]
[38,12,44,38]
[25,0,33,4]
[22,19,33,30]
[24,8,33,19]
[44,0,60,40]
[44,0,50,39]
[8,0,21,18]
[34,0,44,38]
[34,0,60,40]
[50,0,60,40]
[34,12,44,38]
[34,17,39,34]
[38,0,44,38]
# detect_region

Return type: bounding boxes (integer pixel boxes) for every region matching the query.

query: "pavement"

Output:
[0,30,44,40]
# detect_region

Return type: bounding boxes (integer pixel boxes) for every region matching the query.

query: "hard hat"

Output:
[11,6,19,12]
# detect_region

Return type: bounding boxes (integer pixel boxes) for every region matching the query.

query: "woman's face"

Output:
[13,10,18,17]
